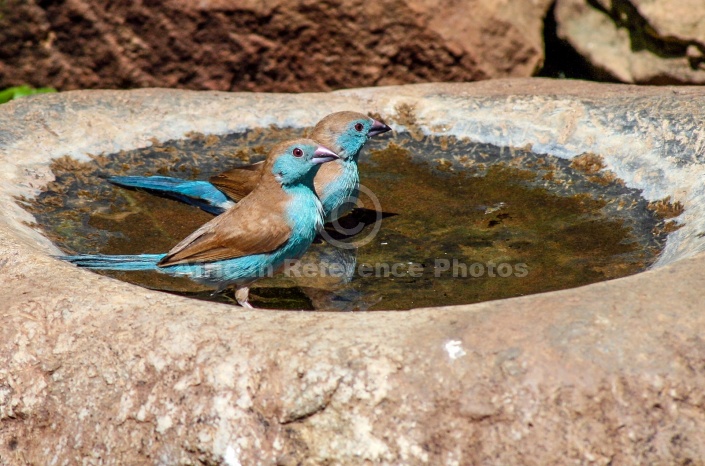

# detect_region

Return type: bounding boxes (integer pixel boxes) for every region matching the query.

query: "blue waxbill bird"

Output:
[61,139,339,308]
[108,111,391,221]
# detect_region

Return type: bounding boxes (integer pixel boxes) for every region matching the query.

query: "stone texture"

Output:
[0,0,551,93]
[555,0,705,84]
[3,80,705,463]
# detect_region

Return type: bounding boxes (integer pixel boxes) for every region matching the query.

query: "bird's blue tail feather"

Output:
[60,253,166,271]
[108,176,232,215]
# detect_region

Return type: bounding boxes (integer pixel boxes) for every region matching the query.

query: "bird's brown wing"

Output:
[158,192,290,266]
[209,161,264,201]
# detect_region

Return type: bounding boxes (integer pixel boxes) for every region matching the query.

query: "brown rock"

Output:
[555,0,705,84]
[3,80,705,463]
[0,0,551,92]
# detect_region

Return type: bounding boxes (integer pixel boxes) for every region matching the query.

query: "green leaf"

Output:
[0,85,57,104]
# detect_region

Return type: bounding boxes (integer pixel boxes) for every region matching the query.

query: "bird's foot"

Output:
[235,287,253,308]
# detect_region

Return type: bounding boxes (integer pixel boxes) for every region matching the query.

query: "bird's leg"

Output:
[235,287,253,308]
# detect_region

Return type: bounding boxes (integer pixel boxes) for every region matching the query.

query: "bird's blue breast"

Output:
[320,159,359,222]
[280,184,324,257]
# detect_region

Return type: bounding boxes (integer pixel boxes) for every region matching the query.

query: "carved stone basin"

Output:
[1,79,704,463]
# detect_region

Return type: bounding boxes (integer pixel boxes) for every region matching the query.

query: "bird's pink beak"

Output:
[312,145,340,164]
[368,119,392,137]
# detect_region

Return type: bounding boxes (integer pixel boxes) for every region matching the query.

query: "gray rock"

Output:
[2,79,705,463]
[556,0,705,84]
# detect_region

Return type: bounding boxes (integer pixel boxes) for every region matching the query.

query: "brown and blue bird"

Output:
[61,139,339,308]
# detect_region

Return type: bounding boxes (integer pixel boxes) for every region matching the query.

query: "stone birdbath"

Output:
[1,79,704,464]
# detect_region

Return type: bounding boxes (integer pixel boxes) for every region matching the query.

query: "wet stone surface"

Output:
[23,127,679,310]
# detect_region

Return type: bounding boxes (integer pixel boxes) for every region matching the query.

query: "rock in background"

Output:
[0,0,551,92]
[3,0,705,89]
[555,0,705,84]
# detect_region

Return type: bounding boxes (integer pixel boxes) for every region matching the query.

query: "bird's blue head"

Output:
[311,111,391,162]
[269,139,339,188]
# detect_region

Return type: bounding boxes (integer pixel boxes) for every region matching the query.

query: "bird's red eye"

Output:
[355,123,364,132]
[293,148,303,157]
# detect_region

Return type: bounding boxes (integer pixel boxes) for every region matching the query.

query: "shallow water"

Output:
[25,127,680,310]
